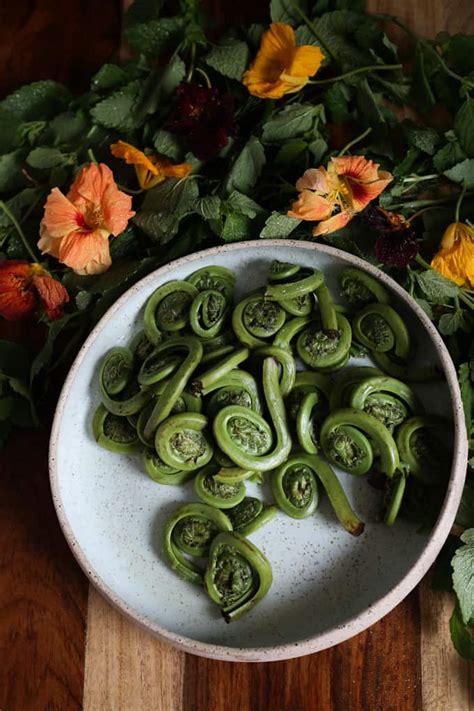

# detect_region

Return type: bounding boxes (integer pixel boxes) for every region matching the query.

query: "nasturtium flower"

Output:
[288,156,393,236]
[366,206,418,267]
[110,141,192,190]
[242,22,324,99]
[431,222,474,288]
[0,260,69,321]
[167,83,236,160]
[38,163,135,275]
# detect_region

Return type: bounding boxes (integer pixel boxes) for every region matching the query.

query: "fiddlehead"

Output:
[144,281,198,343]
[204,532,272,621]
[296,284,352,371]
[186,265,236,300]
[163,503,233,584]
[352,303,410,358]
[93,405,139,453]
[272,315,312,350]
[266,264,323,317]
[348,375,419,431]
[99,347,150,416]
[194,465,247,508]
[383,470,407,526]
[254,345,296,396]
[272,455,319,518]
[203,369,262,415]
[140,336,203,439]
[130,330,154,364]
[190,348,249,396]
[155,412,214,471]
[320,408,400,477]
[213,357,292,472]
[227,498,278,535]
[339,267,390,308]
[396,416,452,485]
[232,294,286,348]
[189,289,230,339]
[143,448,194,485]
[329,366,382,411]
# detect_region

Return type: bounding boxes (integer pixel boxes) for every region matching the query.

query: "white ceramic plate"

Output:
[50,240,467,662]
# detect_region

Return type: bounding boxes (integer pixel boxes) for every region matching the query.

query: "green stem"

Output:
[195,67,212,88]
[0,200,39,263]
[455,182,467,223]
[402,174,439,184]
[117,183,144,195]
[338,127,372,156]
[309,63,403,86]
[388,194,473,211]
[288,0,335,61]
[186,43,197,82]
[87,148,98,165]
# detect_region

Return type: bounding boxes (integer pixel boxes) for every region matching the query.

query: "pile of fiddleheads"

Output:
[92,261,452,622]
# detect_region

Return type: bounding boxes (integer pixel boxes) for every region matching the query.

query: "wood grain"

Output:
[0,429,88,711]
[83,587,185,711]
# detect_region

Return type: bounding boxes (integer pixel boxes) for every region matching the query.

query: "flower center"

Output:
[84,203,104,230]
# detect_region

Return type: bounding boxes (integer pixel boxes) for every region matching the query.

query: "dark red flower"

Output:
[166,83,237,160]
[0,260,69,321]
[366,206,419,268]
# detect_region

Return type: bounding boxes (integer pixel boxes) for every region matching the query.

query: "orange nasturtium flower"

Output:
[431,222,474,288]
[242,22,324,99]
[110,140,192,190]
[0,260,69,321]
[38,162,135,276]
[288,156,393,236]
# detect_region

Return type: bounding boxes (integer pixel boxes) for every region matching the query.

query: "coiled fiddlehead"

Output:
[227,498,278,535]
[396,416,452,485]
[155,412,214,471]
[141,336,203,439]
[213,357,292,472]
[99,347,150,416]
[232,294,286,348]
[189,289,229,339]
[320,408,400,477]
[201,369,261,415]
[93,405,139,453]
[266,264,323,317]
[329,366,382,411]
[143,448,194,485]
[272,455,319,518]
[186,265,235,300]
[297,284,352,372]
[163,503,233,584]
[194,464,247,508]
[204,531,272,621]
[287,372,332,453]
[144,281,198,343]
[130,330,155,364]
[352,303,410,358]
[348,375,419,431]
[339,267,390,309]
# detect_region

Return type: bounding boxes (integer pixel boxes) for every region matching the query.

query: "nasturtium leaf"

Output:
[91,64,129,91]
[153,130,183,161]
[124,17,185,58]
[262,104,320,144]
[270,0,308,26]
[452,529,474,625]
[227,191,266,219]
[91,80,142,131]
[195,196,222,221]
[224,137,265,196]
[454,98,474,158]
[433,139,466,172]
[134,178,199,243]
[0,80,71,121]
[204,39,250,81]
[26,147,73,170]
[444,159,474,188]
[221,212,253,242]
[438,310,465,336]
[416,269,459,303]
[48,112,88,146]
[260,213,301,239]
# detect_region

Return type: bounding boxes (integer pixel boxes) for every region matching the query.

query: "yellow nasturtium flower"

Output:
[110,141,192,190]
[242,22,324,99]
[431,222,474,288]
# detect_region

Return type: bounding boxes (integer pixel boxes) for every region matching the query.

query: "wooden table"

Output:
[1,1,473,709]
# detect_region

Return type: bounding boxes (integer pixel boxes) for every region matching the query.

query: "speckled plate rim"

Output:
[49,240,468,663]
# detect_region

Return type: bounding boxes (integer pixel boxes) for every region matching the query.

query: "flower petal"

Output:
[101,181,135,236]
[38,222,61,258]
[288,190,333,221]
[58,229,112,275]
[242,23,296,98]
[111,141,159,175]
[295,167,329,193]
[32,275,70,320]
[331,155,381,182]
[0,261,35,321]
[431,222,474,288]
[67,163,113,206]
[348,172,393,212]
[312,210,353,236]
[42,188,84,238]
[289,44,324,78]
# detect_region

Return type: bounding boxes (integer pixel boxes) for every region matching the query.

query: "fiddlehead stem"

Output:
[205,532,272,621]
[191,347,249,395]
[213,357,292,472]
[265,268,324,301]
[273,315,312,350]
[254,345,296,396]
[194,464,247,508]
[320,408,400,477]
[163,503,233,584]
[396,416,452,485]
[155,412,214,471]
[309,454,365,535]
[383,470,407,526]
[143,449,194,485]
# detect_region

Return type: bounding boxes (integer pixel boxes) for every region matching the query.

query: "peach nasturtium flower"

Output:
[0,260,69,321]
[288,156,393,236]
[110,140,192,190]
[242,22,324,99]
[38,163,135,275]
[431,222,474,288]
